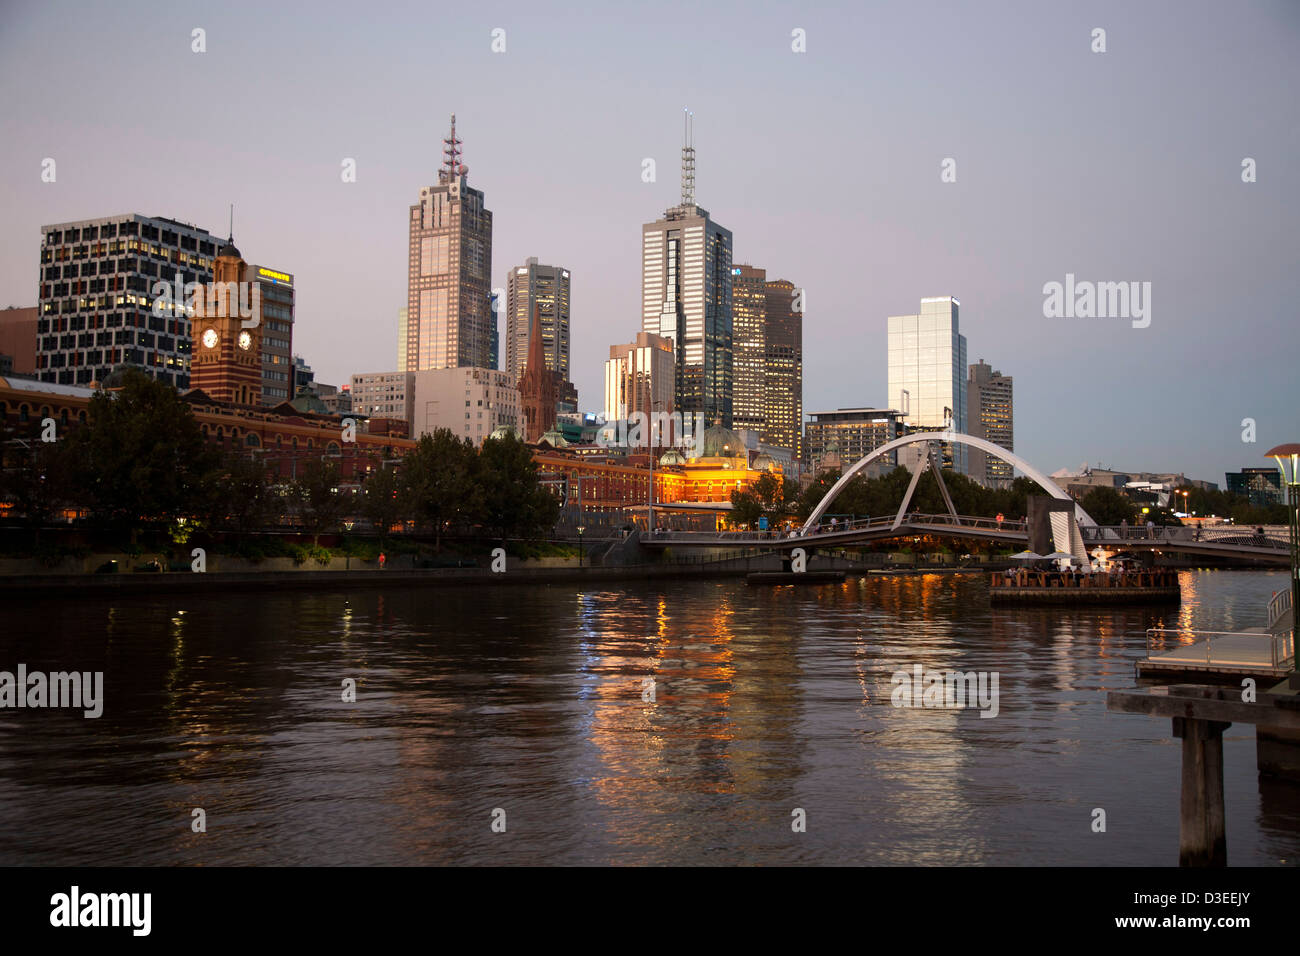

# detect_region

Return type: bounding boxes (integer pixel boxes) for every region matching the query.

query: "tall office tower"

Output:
[887,296,968,473]
[37,214,217,387]
[243,263,293,404]
[731,264,766,432]
[505,258,570,385]
[604,331,674,422]
[762,278,803,461]
[397,307,409,371]
[968,359,1014,485]
[406,115,493,371]
[641,113,733,427]
[190,237,262,406]
[488,294,499,371]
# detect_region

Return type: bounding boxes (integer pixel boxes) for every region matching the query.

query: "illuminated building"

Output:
[37,214,217,388]
[190,237,263,406]
[604,332,674,421]
[641,113,733,427]
[731,264,766,432]
[887,295,968,473]
[967,359,1013,485]
[506,258,570,386]
[406,115,494,371]
[762,277,803,460]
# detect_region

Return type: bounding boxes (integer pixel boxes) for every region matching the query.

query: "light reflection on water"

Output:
[0,569,1295,865]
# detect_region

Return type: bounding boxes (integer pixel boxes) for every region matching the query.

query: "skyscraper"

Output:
[37,214,217,388]
[968,359,1014,484]
[519,307,556,443]
[731,264,766,432]
[406,115,493,371]
[506,258,570,385]
[641,113,733,427]
[762,278,803,461]
[887,296,968,473]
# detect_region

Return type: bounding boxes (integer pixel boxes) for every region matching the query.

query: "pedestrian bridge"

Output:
[642,516,1290,563]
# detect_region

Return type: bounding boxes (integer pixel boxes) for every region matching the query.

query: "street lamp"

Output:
[1266,443,1300,684]
[577,525,585,568]
[1180,490,1190,516]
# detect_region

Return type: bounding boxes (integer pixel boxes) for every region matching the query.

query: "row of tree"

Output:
[0,370,559,546]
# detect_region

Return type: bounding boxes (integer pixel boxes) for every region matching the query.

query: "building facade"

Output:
[410,366,519,446]
[244,264,294,404]
[763,278,803,461]
[730,264,766,432]
[967,359,1013,484]
[1226,467,1284,506]
[640,131,733,428]
[887,296,968,473]
[804,408,903,475]
[189,239,263,406]
[37,214,219,388]
[406,115,493,372]
[604,331,675,422]
[350,371,415,422]
[0,307,38,376]
[505,258,570,386]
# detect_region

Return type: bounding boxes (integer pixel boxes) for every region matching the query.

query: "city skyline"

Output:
[1,1,1297,484]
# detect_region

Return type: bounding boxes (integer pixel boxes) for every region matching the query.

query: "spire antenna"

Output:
[228,203,234,241]
[680,108,695,206]
[440,114,464,184]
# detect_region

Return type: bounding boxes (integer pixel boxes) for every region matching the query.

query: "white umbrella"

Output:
[1010,550,1045,561]
[1045,551,1075,561]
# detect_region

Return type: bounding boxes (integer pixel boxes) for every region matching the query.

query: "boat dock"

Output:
[1137,589,1295,680]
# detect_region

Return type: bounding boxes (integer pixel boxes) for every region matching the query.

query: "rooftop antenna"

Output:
[228,203,234,241]
[441,114,464,184]
[680,108,695,206]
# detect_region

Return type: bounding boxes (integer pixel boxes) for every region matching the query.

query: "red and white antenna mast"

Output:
[440,114,465,183]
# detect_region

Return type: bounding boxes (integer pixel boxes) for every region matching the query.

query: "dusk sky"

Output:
[1,0,1296,485]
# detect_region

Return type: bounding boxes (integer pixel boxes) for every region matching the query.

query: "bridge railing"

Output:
[1146,627,1295,670]
[1268,589,1293,628]
[1084,525,1289,549]
[648,513,1028,544]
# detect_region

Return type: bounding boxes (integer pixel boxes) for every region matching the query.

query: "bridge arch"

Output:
[805,431,1094,529]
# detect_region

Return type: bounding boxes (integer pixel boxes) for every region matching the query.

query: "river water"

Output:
[0,569,1296,866]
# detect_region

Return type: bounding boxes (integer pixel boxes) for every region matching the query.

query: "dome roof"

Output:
[659,448,686,466]
[218,238,242,259]
[753,453,778,472]
[698,424,746,459]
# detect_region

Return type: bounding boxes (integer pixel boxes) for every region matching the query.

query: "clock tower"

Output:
[190,236,262,406]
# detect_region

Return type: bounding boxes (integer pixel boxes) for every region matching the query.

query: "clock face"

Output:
[202,328,218,349]
[238,331,252,351]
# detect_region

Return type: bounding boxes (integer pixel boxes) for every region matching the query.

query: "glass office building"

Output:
[887,296,968,473]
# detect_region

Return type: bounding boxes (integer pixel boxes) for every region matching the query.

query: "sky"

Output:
[1,0,1296,485]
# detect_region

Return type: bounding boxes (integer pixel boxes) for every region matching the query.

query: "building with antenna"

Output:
[405,115,494,372]
[641,110,734,428]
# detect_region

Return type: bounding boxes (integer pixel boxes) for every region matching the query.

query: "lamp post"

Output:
[577,525,585,568]
[647,399,664,535]
[1180,490,1189,517]
[1266,443,1300,685]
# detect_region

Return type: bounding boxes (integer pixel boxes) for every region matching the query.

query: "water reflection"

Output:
[0,570,1293,865]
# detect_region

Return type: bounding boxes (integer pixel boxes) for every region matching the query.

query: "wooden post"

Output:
[1172,717,1230,867]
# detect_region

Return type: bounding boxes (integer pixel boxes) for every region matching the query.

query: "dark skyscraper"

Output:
[762,278,803,461]
[640,113,733,427]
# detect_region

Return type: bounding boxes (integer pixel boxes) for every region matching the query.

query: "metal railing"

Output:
[649,513,1028,545]
[1268,588,1293,628]
[1085,525,1289,549]
[1145,627,1295,670]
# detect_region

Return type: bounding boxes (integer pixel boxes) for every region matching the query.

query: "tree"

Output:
[215,451,277,535]
[0,431,77,542]
[291,458,347,545]
[362,459,403,542]
[473,432,560,543]
[62,369,219,539]
[400,429,476,550]
[1079,486,1138,526]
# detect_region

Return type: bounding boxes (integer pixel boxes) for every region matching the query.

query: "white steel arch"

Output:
[805,431,1095,529]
